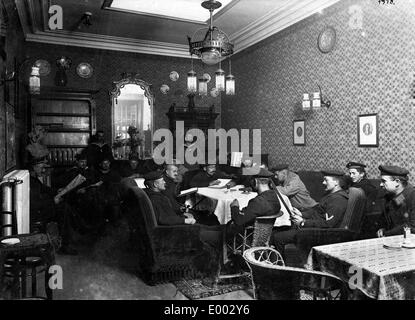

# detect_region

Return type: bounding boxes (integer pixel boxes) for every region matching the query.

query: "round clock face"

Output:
[318,27,336,53]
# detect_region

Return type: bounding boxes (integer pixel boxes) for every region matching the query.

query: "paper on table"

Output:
[178,187,198,197]
[134,178,146,188]
[208,179,232,189]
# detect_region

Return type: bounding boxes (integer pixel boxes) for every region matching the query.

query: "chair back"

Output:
[121,178,157,266]
[243,247,348,300]
[252,214,279,247]
[339,187,366,233]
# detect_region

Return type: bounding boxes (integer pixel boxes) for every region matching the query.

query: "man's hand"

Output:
[230,199,239,208]
[77,187,86,194]
[291,207,302,217]
[209,180,221,186]
[226,181,237,188]
[376,228,385,238]
[184,212,194,220]
[185,217,196,225]
[291,214,304,226]
[54,195,62,204]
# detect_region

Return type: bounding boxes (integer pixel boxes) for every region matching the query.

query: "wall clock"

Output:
[318,26,336,53]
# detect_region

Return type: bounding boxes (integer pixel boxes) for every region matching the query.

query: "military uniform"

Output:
[379,165,415,236]
[145,188,186,225]
[161,172,183,213]
[276,171,318,210]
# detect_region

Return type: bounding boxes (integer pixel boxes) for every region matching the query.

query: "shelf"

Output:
[36,112,91,117]
[37,127,91,133]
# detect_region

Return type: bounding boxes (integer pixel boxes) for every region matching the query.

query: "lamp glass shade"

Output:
[198,78,208,96]
[201,48,221,65]
[312,99,321,109]
[215,68,225,91]
[225,74,235,95]
[29,66,40,95]
[187,70,197,93]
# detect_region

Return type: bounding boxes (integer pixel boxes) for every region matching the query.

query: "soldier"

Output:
[271,170,349,259]
[377,165,415,237]
[273,164,318,211]
[346,161,376,197]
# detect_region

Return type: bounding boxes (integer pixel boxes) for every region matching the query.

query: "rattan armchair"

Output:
[243,247,348,300]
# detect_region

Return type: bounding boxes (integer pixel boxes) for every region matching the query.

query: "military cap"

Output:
[346,162,366,169]
[378,165,409,177]
[321,169,345,177]
[143,170,164,183]
[272,164,289,171]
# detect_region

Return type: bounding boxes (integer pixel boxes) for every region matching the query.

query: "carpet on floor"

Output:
[173,276,251,300]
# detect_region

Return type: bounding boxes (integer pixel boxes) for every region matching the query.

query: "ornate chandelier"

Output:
[187,0,235,96]
[187,0,234,65]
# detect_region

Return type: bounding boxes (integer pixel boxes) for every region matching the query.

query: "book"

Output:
[178,187,198,197]
[208,179,232,189]
[134,178,146,189]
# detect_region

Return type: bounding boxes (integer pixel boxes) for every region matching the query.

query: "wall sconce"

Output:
[302,85,331,111]
[0,58,41,95]
[198,77,208,96]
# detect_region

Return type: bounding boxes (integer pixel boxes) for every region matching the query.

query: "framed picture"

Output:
[358,113,378,147]
[293,120,305,145]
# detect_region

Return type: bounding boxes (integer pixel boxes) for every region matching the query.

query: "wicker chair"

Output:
[243,247,348,300]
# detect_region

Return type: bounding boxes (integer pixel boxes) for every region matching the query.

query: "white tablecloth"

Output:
[196,186,292,226]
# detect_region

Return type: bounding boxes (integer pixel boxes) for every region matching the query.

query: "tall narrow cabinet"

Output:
[30,87,98,166]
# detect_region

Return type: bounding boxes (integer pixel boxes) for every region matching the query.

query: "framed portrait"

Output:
[293,120,305,145]
[358,113,378,147]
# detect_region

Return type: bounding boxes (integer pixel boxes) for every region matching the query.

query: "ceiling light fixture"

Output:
[187,0,235,96]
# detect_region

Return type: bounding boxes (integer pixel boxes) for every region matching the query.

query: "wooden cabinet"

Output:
[30,87,97,166]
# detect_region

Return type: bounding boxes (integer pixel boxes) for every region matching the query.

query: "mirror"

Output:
[110,74,154,159]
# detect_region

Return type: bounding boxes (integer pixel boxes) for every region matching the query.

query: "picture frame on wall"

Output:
[358,113,378,147]
[293,120,305,146]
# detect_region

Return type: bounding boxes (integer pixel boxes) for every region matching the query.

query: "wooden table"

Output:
[306,235,415,300]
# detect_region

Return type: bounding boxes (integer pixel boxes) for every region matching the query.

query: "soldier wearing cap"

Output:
[271,170,349,260]
[228,168,282,235]
[272,164,317,211]
[377,165,415,237]
[346,161,376,197]
[144,171,196,225]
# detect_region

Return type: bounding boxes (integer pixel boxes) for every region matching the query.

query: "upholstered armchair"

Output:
[292,187,367,263]
[120,178,213,285]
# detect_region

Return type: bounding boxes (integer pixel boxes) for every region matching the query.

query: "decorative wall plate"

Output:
[34,59,51,77]
[76,62,93,78]
[318,26,336,53]
[210,87,219,97]
[203,73,211,83]
[169,71,179,81]
[160,84,170,94]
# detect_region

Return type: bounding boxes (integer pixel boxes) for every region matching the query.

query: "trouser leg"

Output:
[270,228,299,259]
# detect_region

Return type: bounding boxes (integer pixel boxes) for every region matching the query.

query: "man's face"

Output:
[276,170,287,183]
[349,169,364,183]
[205,165,216,176]
[33,163,46,177]
[97,132,105,143]
[154,177,166,191]
[100,160,111,171]
[129,160,138,170]
[166,165,179,181]
[77,159,87,169]
[380,175,399,194]
[323,176,338,192]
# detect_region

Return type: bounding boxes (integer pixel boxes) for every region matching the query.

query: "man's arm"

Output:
[231,198,266,227]
[276,176,302,197]
[303,196,347,228]
[385,192,415,236]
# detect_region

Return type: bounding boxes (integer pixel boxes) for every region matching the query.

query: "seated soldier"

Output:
[29,158,78,255]
[144,171,196,225]
[376,165,415,237]
[162,163,186,213]
[118,153,144,178]
[272,164,318,211]
[271,170,349,260]
[346,161,376,197]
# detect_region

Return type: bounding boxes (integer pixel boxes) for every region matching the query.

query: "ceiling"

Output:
[16,0,340,58]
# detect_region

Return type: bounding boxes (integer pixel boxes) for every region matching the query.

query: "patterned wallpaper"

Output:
[222,0,415,180]
[24,43,222,141]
